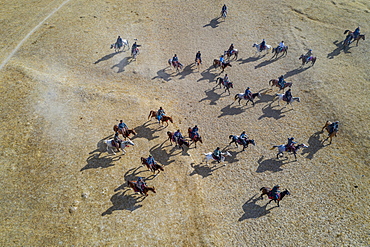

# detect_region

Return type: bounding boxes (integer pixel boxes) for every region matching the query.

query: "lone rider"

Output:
[278,75,286,89]
[239,131,248,145]
[116,36,123,47]
[131,42,138,55]
[146,154,156,169]
[173,129,183,144]
[286,137,296,152]
[195,51,202,64]
[227,43,234,56]
[172,54,179,67]
[284,89,292,103]
[213,147,222,163]
[270,185,280,200]
[278,41,285,52]
[157,107,165,122]
[219,54,225,65]
[244,87,252,99]
[118,119,128,133]
[222,4,227,15]
[352,26,360,39]
[260,39,266,52]
[136,177,146,193]
[328,121,339,134]
[304,49,312,60]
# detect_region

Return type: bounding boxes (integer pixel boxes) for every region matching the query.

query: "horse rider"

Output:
[113,132,122,150]
[172,54,179,67]
[173,129,183,144]
[285,137,296,152]
[146,154,156,169]
[304,49,313,60]
[239,131,248,145]
[219,54,225,65]
[195,51,202,64]
[270,185,280,200]
[278,41,285,52]
[222,4,227,15]
[284,89,292,103]
[136,177,146,193]
[213,147,222,163]
[227,43,234,56]
[328,121,339,134]
[260,39,266,52]
[131,41,139,55]
[116,36,123,47]
[223,73,230,86]
[157,107,165,122]
[352,26,360,39]
[191,125,199,139]
[118,119,128,133]
[244,87,252,99]
[278,75,286,89]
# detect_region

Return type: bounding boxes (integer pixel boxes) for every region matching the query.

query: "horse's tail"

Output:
[260,187,266,191]
[229,135,234,139]
[269,79,273,85]
[148,111,154,119]
[344,30,350,34]
[234,94,239,101]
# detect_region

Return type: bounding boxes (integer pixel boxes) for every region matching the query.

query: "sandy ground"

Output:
[1,0,369,246]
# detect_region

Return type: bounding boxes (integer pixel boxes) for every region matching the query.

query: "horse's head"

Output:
[250,139,256,146]
[124,140,135,146]
[299,55,304,60]
[168,117,173,123]
[294,97,301,102]
[167,131,172,137]
[113,125,118,132]
[253,43,257,47]
[222,151,232,157]
[297,143,308,149]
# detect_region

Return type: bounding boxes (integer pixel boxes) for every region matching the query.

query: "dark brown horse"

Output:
[216,77,233,94]
[228,135,256,151]
[188,127,203,148]
[299,54,316,66]
[234,92,261,106]
[113,125,137,139]
[322,121,339,144]
[344,30,365,46]
[272,46,288,58]
[260,187,290,207]
[141,157,164,175]
[224,49,238,60]
[148,110,173,126]
[269,79,293,91]
[213,59,232,72]
[127,181,156,197]
[166,131,190,150]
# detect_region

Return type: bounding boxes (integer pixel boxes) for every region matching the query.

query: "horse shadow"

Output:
[221,150,240,163]
[149,142,176,167]
[237,56,261,65]
[284,66,310,79]
[178,63,195,79]
[152,67,173,82]
[111,56,131,73]
[238,194,276,221]
[218,104,245,118]
[256,155,293,173]
[327,40,353,59]
[258,103,292,120]
[135,121,161,141]
[93,51,122,64]
[301,131,325,159]
[254,58,278,69]
[197,66,219,83]
[81,152,121,171]
[203,17,221,28]
[199,87,221,105]
[101,190,144,216]
[189,162,225,178]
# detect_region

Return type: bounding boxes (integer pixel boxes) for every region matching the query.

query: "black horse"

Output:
[229,135,256,151]
[260,187,291,207]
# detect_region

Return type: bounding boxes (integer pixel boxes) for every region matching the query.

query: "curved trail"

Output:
[0,0,71,71]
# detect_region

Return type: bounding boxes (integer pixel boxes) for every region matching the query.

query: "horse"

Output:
[104,139,135,155]
[272,46,288,58]
[127,181,156,197]
[221,9,227,20]
[343,34,353,48]
[216,77,233,94]
[299,54,316,66]
[260,187,291,207]
[166,131,190,150]
[322,121,339,144]
[110,39,129,52]
[224,49,238,60]
[271,143,308,160]
[352,34,365,46]
[269,79,292,92]
[228,135,256,151]
[195,58,201,70]
[203,151,231,164]
[148,110,173,126]
[132,48,139,59]
[213,60,232,72]
[188,128,203,148]
[252,43,272,54]
[234,92,261,106]
[343,31,365,47]
[113,125,137,139]
[275,93,300,106]
[140,157,164,175]
[168,59,184,72]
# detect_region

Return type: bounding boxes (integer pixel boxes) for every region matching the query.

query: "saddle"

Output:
[268,191,280,200]
[212,154,220,160]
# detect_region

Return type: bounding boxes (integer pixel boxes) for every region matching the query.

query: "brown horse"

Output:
[269,79,293,91]
[260,187,291,207]
[322,121,339,144]
[299,54,316,66]
[127,181,156,197]
[213,59,232,72]
[224,49,238,60]
[195,58,201,70]
[344,30,365,46]
[216,77,233,94]
[141,157,164,175]
[188,127,203,148]
[166,131,190,150]
[113,125,137,139]
[272,46,288,59]
[148,110,173,126]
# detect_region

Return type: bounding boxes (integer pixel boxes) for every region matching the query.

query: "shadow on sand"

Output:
[238,194,277,221]
[102,190,144,215]
[203,17,222,28]
[189,162,226,178]
[255,155,296,173]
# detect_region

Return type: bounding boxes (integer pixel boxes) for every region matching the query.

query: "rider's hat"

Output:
[149,154,152,157]
[275,185,280,187]
[217,147,220,149]
[246,87,250,89]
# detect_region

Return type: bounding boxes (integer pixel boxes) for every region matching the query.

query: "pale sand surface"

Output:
[0,0,369,246]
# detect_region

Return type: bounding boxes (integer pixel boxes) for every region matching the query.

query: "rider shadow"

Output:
[189,162,225,178]
[199,88,221,105]
[238,56,261,65]
[327,40,353,59]
[238,194,276,221]
[150,143,176,167]
[255,155,293,173]
[197,66,218,83]
[178,63,195,79]
[102,190,144,216]
[93,51,122,64]
[152,68,173,82]
[111,56,131,73]
[218,104,245,118]
[81,152,121,171]
[135,122,161,141]
[258,103,292,120]
[301,131,325,159]
[284,67,310,79]
[203,17,221,28]
[254,58,278,69]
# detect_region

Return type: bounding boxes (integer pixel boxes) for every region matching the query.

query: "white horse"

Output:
[275,93,300,106]
[234,92,261,106]
[271,144,308,160]
[252,43,272,54]
[203,151,231,164]
[110,39,129,52]
[104,139,134,155]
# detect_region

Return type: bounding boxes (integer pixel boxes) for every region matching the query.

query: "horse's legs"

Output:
[238,98,242,105]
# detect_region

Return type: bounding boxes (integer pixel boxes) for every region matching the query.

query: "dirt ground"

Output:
[0,0,369,246]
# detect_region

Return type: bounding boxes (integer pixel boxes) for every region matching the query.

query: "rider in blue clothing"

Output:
[213,147,222,163]
[191,125,199,139]
[157,107,165,122]
[146,154,156,168]
[239,131,248,145]
[118,120,128,132]
[278,75,286,89]
[136,177,146,193]
[244,87,252,99]
[270,185,280,200]
[173,129,183,144]
[353,26,360,39]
